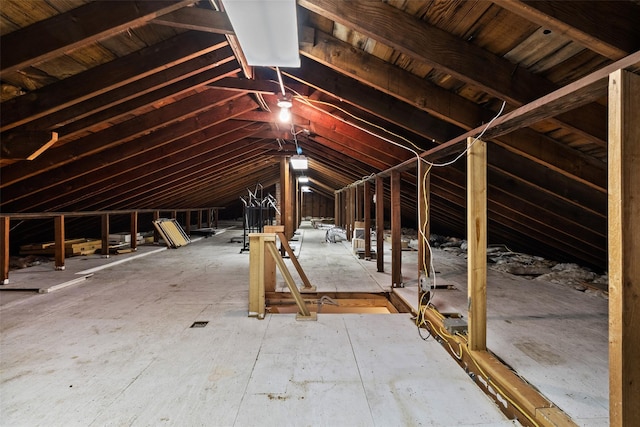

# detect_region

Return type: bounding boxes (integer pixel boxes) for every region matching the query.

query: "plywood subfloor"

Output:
[0,225,516,426]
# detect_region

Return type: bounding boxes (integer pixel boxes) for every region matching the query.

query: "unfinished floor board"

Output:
[0,221,517,426]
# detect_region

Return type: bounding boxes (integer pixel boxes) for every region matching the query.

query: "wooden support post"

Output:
[1,217,9,284]
[355,184,360,222]
[153,211,160,242]
[54,215,65,270]
[281,157,293,240]
[130,211,138,251]
[185,210,191,235]
[608,69,640,427]
[171,210,177,220]
[101,214,110,258]
[197,210,203,229]
[418,160,431,279]
[334,192,339,227]
[467,136,487,351]
[214,208,219,228]
[336,190,347,228]
[248,233,269,319]
[347,186,355,240]
[364,180,372,260]
[391,170,402,287]
[376,175,385,272]
[261,226,279,292]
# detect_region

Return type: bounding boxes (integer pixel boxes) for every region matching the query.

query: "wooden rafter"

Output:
[298,0,607,146]
[1,31,229,132]
[296,31,606,191]
[0,0,197,77]
[494,0,640,60]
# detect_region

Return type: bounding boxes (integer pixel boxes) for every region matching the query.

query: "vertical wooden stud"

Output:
[197,210,203,229]
[1,217,9,284]
[295,178,300,228]
[248,233,267,319]
[54,215,65,270]
[281,157,293,240]
[101,214,110,258]
[334,192,340,228]
[348,186,355,240]
[467,136,487,351]
[418,160,431,279]
[153,211,160,242]
[130,211,138,251]
[376,175,385,272]
[364,180,372,260]
[214,208,219,229]
[185,210,191,236]
[608,69,640,427]
[355,184,360,222]
[391,170,402,287]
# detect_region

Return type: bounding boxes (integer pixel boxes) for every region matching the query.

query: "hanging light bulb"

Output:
[278,105,291,122]
[277,93,293,123]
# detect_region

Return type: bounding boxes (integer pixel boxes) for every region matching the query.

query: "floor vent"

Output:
[190,321,209,328]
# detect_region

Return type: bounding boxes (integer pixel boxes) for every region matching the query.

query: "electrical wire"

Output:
[427,100,506,168]
[421,307,540,427]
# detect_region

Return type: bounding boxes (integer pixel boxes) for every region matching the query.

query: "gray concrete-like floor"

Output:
[2,221,609,426]
[1,223,517,426]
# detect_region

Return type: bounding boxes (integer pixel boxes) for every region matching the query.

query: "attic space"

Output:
[1,1,639,426]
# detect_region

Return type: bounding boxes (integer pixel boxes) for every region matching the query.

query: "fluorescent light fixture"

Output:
[290,154,308,170]
[222,0,301,67]
[298,176,309,183]
[301,185,311,192]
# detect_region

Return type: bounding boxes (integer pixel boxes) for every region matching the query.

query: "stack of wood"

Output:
[20,239,102,257]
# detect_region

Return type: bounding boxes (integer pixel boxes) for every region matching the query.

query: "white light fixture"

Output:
[278,106,291,122]
[301,185,312,193]
[221,0,300,67]
[277,93,293,123]
[290,154,308,170]
[298,176,309,183]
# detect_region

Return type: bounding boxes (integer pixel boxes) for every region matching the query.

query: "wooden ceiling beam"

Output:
[16,124,266,213]
[288,99,414,163]
[24,47,239,136]
[79,140,274,211]
[208,77,309,97]
[1,31,228,132]
[297,31,606,191]
[95,146,275,208]
[163,156,281,208]
[1,95,257,207]
[296,32,476,135]
[298,0,607,145]
[151,7,234,34]
[0,0,197,77]
[0,90,249,191]
[278,60,461,144]
[494,0,640,60]
[298,0,542,102]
